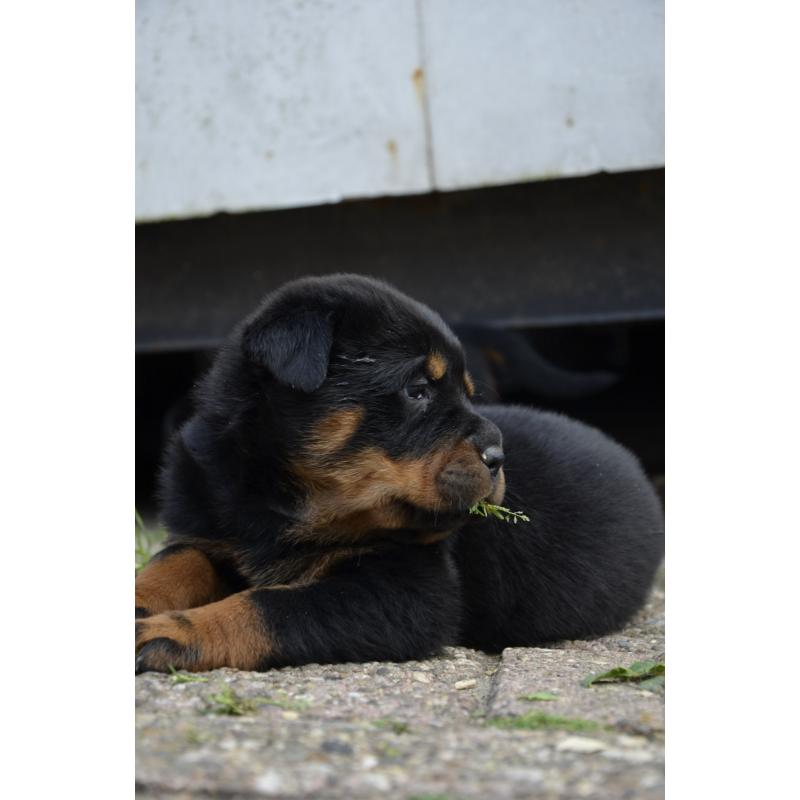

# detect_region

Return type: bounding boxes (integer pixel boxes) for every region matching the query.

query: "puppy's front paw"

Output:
[135,612,198,673]
[134,591,271,674]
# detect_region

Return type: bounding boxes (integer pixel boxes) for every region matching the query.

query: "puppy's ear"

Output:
[242,308,334,392]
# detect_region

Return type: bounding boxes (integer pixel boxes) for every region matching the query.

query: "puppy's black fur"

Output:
[135,275,663,673]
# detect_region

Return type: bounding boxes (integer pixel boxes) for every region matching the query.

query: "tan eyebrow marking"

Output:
[463,372,475,398]
[426,352,447,381]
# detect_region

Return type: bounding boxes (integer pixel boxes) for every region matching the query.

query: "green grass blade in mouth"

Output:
[469,500,530,524]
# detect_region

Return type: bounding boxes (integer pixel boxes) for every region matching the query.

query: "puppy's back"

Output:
[452,405,663,651]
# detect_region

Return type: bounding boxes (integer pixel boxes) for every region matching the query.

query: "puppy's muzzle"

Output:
[435,418,504,510]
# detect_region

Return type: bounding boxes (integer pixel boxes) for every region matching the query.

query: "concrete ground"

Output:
[136,568,664,800]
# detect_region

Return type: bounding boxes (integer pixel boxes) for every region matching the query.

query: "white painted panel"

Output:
[421,0,664,189]
[136,0,429,221]
[136,1,663,222]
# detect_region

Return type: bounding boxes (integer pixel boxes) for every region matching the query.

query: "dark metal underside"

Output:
[136,169,664,352]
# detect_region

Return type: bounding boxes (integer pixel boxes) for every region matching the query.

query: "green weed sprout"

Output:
[469,501,530,524]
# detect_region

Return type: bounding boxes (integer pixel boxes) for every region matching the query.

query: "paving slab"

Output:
[489,588,665,735]
[136,568,664,799]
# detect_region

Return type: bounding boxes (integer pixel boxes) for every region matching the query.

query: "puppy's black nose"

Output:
[480,445,505,475]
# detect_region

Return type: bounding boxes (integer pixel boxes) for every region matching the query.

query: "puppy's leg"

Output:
[136,591,269,672]
[135,545,227,618]
[136,550,461,672]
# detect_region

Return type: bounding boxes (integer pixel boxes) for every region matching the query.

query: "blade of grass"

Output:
[469,501,530,524]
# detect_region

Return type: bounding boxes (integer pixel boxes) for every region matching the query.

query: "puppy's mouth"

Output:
[292,432,505,540]
[401,436,507,524]
[394,464,505,539]
[434,459,505,513]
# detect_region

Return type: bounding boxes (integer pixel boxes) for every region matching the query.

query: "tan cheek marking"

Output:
[291,437,496,543]
[313,506,410,540]
[426,352,448,381]
[290,446,451,542]
[464,372,475,398]
[306,407,365,458]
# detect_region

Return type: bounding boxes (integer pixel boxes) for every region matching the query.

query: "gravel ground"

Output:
[136,567,664,799]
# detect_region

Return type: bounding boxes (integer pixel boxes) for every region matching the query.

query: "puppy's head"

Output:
[239,274,505,541]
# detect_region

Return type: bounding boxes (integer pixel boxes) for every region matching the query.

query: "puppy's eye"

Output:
[404,382,431,401]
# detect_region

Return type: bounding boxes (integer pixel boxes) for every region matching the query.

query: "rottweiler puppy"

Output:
[136,274,663,673]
